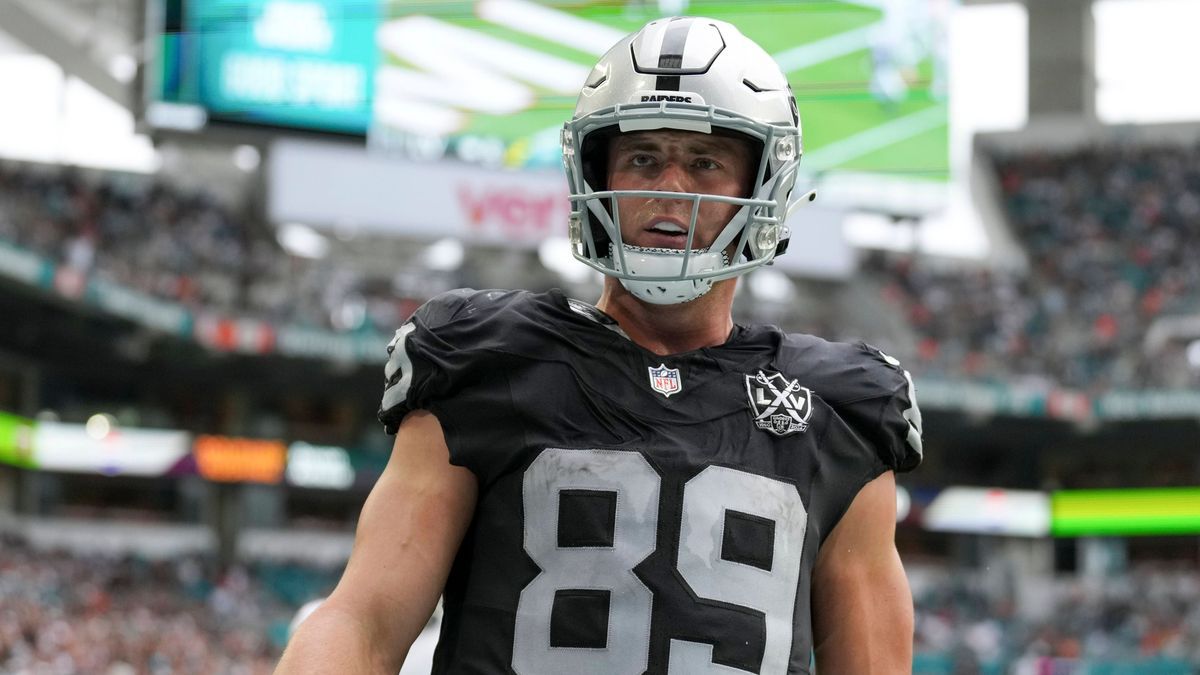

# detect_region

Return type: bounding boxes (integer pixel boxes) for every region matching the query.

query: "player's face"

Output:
[606,130,754,251]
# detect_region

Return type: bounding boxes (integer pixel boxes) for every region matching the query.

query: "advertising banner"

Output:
[274,323,389,364]
[286,441,356,490]
[194,435,287,484]
[269,138,568,246]
[0,241,54,287]
[1052,488,1200,537]
[0,412,36,469]
[922,487,1051,537]
[33,422,192,476]
[86,279,193,336]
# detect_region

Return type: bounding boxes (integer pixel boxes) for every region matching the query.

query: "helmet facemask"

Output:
[562,17,805,305]
[564,101,801,305]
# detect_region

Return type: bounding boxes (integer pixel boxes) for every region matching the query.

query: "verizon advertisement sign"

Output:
[269,139,568,247]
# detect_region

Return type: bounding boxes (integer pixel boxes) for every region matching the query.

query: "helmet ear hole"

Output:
[580,127,618,191]
[579,127,620,254]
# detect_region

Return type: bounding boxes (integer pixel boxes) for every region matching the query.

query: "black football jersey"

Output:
[378,289,922,675]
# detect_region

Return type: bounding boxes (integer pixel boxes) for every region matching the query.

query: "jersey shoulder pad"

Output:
[413,287,530,331]
[779,334,923,472]
[377,288,528,433]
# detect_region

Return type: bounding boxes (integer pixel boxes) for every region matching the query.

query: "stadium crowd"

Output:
[0,162,409,335]
[0,534,331,674]
[1,531,1196,673]
[4,140,1200,390]
[912,563,1200,674]
[873,141,1200,391]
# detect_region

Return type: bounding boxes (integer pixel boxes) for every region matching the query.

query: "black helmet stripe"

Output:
[655,17,694,91]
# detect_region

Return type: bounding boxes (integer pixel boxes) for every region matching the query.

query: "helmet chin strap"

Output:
[611,244,728,305]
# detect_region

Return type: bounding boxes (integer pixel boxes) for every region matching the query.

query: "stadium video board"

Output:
[144,0,379,134]
[145,0,948,178]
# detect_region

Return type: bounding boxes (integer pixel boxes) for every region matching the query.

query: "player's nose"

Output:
[652,161,692,194]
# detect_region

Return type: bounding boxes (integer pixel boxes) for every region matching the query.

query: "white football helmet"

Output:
[563,16,807,305]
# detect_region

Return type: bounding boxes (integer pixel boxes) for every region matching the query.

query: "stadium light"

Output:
[895,485,911,523]
[277,222,329,259]
[85,413,114,440]
[538,237,596,284]
[423,238,465,272]
[106,53,137,83]
[143,101,207,132]
[746,268,796,304]
[1187,340,1200,369]
[232,144,261,172]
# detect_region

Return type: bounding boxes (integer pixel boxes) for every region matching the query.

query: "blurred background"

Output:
[0,0,1198,673]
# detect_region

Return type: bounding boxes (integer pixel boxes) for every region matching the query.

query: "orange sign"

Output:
[194,435,286,484]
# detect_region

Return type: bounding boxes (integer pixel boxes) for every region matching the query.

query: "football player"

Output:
[277,16,922,675]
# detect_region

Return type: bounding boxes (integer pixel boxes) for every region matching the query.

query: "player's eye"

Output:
[693,157,722,171]
[629,153,656,167]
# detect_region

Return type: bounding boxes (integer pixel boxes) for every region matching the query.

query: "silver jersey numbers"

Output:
[513,448,808,675]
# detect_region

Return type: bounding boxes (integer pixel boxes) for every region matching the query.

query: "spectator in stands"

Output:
[868,141,1200,392]
[0,534,333,674]
[0,162,413,335]
[4,139,1199,391]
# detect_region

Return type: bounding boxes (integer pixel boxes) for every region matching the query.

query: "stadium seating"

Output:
[3,531,1196,673]
[0,162,410,335]
[0,533,336,673]
[911,563,1200,674]
[869,142,1200,392]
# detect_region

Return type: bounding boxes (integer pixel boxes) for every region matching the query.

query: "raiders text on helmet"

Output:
[640,94,694,103]
[562,17,806,304]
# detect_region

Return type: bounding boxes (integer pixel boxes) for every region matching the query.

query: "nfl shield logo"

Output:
[648,363,682,398]
[745,370,813,437]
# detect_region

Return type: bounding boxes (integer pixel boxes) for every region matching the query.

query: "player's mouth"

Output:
[641,219,693,249]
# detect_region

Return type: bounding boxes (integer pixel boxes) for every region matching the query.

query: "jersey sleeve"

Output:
[377,289,477,434]
[779,335,924,474]
[846,342,924,473]
[376,288,536,483]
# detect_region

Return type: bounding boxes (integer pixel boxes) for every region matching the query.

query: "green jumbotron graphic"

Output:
[153,0,949,178]
[1051,488,1200,537]
[375,0,949,175]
